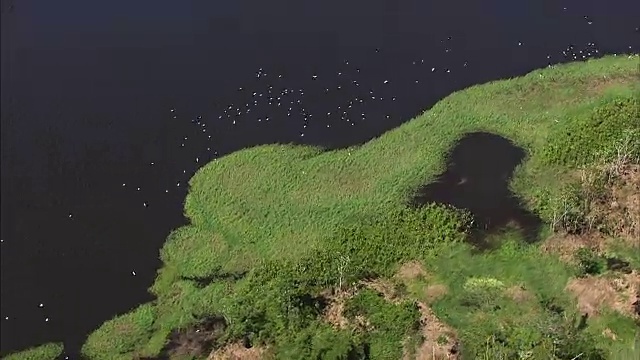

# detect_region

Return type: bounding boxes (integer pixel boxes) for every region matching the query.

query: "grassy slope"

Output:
[167,55,637,277]
[4,55,639,360]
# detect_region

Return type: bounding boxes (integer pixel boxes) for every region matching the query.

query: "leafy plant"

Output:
[575,247,607,276]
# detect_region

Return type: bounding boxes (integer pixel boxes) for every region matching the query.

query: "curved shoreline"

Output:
[5,55,640,360]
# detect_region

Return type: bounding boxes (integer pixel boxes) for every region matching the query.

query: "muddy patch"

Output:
[159,316,228,359]
[411,132,542,250]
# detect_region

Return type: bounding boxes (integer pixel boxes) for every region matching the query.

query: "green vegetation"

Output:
[343,289,421,359]
[575,247,608,276]
[2,343,63,360]
[5,54,639,360]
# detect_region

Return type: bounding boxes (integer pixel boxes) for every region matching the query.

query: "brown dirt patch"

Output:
[565,271,640,318]
[506,285,534,303]
[321,288,358,330]
[409,302,460,360]
[208,343,266,360]
[394,261,448,305]
[424,284,449,305]
[397,261,428,281]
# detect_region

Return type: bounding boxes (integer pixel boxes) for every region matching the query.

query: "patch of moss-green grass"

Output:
[2,343,63,360]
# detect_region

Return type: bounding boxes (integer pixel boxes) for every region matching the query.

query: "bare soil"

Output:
[409,302,460,360]
[161,316,228,359]
[321,287,358,330]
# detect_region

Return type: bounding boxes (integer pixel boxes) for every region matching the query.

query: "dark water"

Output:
[411,132,542,249]
[1,0,638,356]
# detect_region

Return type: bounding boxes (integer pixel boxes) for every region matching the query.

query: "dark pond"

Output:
[411,132,543,250]
[1,0,638,357]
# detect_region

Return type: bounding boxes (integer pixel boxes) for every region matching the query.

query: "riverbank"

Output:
[5,54,639,360]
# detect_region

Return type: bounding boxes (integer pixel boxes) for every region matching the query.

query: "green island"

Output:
[5,55,640,360]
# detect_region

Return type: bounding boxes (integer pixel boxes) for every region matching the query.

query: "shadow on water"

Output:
[411,132,542,250]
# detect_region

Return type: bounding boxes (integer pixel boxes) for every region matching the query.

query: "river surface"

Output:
[1,0,638,357]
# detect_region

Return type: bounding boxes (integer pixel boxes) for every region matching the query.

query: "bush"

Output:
[275,323,367,360]
[460,277,506,309]
[344,289,421,360]
[575,247,607,276]
[472,312,607,360]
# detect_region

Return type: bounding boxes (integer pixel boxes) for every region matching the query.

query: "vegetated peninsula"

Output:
[6,54,640,360]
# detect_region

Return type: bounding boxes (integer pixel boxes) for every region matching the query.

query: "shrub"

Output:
[344,288,421,360]
[460,277,506,309]
[575,247,607,276]
[275,322,366,360]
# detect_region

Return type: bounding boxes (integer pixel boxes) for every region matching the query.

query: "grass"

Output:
[5,54,639,360]
[2,343,63,360]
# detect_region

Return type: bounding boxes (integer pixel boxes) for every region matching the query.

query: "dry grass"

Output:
[321,287,358,330]
[566,271,640,318]
[397,261,429,280]
[605,164,640,242]
[505,285,534,303]
[540,232,608,263]
[208,343,267,360]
